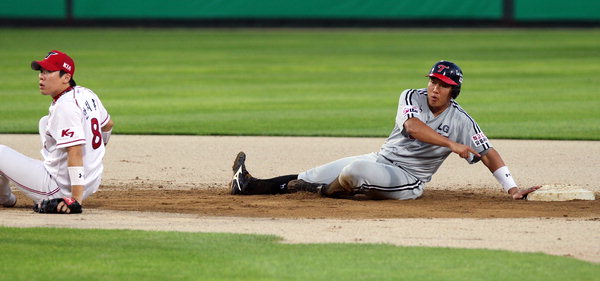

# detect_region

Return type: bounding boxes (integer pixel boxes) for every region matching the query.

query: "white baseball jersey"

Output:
[379,88,492,182]
[41,86,110,194]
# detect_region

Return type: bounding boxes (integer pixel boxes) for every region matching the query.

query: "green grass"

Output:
[0,28,599,139]
[1,226,597,281]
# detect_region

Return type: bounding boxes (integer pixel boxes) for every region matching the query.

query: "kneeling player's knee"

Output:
[339,161,369,187]
[341,161,370,176]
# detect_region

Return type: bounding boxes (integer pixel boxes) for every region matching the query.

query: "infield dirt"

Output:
[1,134,599,263]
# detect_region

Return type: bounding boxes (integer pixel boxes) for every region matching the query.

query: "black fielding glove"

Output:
[33,197,82,214]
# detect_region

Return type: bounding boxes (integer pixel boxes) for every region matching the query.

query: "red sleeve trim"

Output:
[100,115,111,127]
[57,139,86,148]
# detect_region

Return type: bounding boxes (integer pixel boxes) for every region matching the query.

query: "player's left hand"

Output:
[510,186,541,200]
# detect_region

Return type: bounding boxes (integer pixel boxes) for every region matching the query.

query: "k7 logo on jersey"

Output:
[61,129,74,138]
[471,132,489,147]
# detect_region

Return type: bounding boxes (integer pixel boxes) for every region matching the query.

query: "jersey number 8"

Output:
[90,118,102,149]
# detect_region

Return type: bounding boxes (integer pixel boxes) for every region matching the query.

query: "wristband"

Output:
[102,129,112,145]
[492,166,517,192]
[68,166,85,186]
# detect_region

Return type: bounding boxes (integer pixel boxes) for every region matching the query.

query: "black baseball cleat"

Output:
[231,151,250,195]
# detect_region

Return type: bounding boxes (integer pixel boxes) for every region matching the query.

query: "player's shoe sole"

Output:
[232,151,246,174]
[231,152,249,195]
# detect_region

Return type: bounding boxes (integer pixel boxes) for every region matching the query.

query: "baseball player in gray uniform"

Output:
[230,60,539,200]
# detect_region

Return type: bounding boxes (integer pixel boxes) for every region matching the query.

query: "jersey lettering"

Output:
[402,105,421,117]
[82,98,100,121]
[437,124,450,133]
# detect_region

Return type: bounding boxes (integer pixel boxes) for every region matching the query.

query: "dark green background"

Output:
[1,0,598,20]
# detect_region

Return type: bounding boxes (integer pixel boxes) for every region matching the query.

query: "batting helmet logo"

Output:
[436,64,450,73]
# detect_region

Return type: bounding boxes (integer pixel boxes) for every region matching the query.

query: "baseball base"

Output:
[527,184,596,202]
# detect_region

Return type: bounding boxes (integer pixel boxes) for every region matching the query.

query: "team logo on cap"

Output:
[63,62,72,71]
[45,51,59,59]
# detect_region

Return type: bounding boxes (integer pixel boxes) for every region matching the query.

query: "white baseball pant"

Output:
[0,117,88,204]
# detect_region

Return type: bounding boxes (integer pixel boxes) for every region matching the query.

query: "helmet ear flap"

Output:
[452,85,461,99]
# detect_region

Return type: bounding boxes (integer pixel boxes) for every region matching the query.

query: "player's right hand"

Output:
[450,143,480,159]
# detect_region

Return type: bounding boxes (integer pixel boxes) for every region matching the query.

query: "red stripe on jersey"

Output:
[57,139,85,147]
[101,115,110,127]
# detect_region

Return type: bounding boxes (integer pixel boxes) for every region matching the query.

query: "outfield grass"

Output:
[0,28,599,139]
[1,227,598,281]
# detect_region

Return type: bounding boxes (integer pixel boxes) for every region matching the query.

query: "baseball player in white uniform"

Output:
[230,60,539,200]
[0,50,114,213]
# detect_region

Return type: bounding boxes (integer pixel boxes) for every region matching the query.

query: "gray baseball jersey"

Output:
[379,88,492,182]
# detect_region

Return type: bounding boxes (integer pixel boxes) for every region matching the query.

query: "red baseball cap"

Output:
[31,50,75,76]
